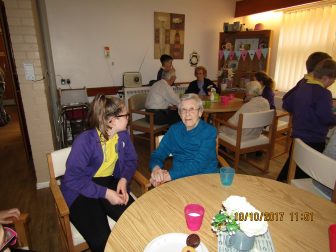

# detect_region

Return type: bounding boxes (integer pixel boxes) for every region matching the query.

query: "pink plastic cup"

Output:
[184,204,205,231]
[329,224,336,252]
[221,96,230,105]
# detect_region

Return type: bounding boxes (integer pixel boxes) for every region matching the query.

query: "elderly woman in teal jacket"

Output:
[149,93,218,186]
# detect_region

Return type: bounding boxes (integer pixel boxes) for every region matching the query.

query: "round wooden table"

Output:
[202,97,244,121]
[105,174,336,251]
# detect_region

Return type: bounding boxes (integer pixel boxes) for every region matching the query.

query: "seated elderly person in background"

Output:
[185,66,219,95]
[145,69,180,125]
[220,81,270,141]
[149,93,218,187]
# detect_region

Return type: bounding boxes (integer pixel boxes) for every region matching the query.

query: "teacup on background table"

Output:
[220,96,230,105]
[220,167,235,186]
[184,204,205,231]
[203,100,211,108]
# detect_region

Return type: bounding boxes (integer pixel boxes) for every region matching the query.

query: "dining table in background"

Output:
[201,96,244,122]
[105,174,336,252]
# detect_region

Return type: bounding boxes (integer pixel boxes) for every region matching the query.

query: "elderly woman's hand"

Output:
[150,167,171,187]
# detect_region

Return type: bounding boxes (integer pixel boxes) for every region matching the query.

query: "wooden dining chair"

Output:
[214,110,275,171]
[264,110,292,159]
[287,138,336,203]
[47,147,150,252]
[128,93,169,152]
[7,213,32,249]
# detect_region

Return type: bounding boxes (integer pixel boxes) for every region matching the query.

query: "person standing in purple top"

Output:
[277,58,336,182]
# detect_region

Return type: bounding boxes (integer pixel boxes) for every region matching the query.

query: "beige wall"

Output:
[4,0,54,185]
[44,0,237,88]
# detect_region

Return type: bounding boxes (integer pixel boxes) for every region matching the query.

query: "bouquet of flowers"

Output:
[218,67,234,83]
[211,196,268,237]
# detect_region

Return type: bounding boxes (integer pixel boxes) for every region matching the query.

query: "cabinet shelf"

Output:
[218,30,272,89]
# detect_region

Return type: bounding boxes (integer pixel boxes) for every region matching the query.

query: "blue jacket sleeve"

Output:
[63,134,107,199]
[169,126,217,180]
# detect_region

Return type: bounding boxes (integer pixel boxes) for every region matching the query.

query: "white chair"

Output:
[215,110,275,171]
[287,138,336,203]
[47,147,150,252]
[264,110,292,159]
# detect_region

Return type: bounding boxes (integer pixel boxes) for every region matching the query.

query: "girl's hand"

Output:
[105,189,124,205]
[117,178,129,204]
[0,208,20,224]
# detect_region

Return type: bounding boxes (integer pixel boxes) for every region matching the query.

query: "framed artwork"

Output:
[154,12,185,59]
[234,38,259,51]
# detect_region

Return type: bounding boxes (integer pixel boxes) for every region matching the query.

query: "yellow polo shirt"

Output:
[94,129,119,177]
[305,74,325,88]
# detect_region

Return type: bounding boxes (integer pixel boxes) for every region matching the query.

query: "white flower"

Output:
[239,209,268,237]
[222,195,268,237]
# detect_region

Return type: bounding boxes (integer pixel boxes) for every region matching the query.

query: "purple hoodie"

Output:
[61,129,138,207]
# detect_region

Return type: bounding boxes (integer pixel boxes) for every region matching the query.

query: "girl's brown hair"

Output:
[254,71,275,90]
[87,94,125,140]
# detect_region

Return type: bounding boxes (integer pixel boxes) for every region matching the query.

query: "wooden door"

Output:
[0,29,15,100]
[0,0,32,160]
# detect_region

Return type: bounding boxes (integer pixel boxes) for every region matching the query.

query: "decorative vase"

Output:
[225,230,255,251]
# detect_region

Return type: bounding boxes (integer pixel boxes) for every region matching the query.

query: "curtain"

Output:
[274,4,336,92]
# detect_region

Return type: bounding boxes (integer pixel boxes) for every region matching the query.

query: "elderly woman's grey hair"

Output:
[245,81,262,97]
[162,69,176,80]
[178,93,203,111]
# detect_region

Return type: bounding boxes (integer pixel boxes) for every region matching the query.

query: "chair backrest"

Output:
[290,138,336,189]
[48,147,72,180]
[240,110,275,129]
[128,93,147,111]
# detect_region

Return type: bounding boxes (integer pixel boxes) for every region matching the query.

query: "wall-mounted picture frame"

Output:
[234,38,259,51]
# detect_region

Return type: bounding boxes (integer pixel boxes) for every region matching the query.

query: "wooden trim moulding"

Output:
[235,0,322,17]
[86,86,123,96]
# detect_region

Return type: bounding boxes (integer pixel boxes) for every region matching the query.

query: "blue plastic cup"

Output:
[220,167,235,186]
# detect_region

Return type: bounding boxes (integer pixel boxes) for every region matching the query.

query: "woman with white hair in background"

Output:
[220,81,270,141]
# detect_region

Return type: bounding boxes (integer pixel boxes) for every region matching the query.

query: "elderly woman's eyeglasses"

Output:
[180,108,200,115]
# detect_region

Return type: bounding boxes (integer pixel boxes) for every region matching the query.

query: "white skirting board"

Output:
[36,181,50,189]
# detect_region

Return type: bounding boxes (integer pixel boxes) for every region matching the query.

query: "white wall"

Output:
[44,0,237,88]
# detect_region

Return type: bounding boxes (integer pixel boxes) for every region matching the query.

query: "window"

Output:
[274,4,336,93]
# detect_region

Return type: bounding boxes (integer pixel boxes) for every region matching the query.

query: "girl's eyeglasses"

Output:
[115,113,130,118]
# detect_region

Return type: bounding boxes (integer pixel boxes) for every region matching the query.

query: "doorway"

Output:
[0,0,32,160]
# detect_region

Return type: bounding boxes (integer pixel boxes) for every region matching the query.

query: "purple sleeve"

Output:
[63,133,107,199]
[314,89,336,126]
[115,131,138,183]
